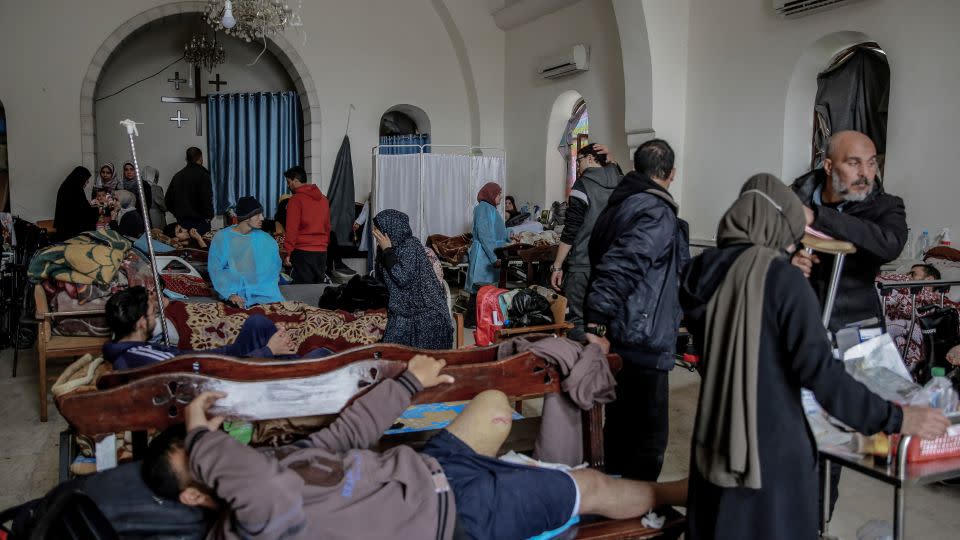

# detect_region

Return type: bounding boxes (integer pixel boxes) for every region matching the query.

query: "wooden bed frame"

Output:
[57,342,684,539]
[34,283,109,422]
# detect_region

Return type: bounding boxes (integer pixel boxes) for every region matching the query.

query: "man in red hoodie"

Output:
[283,166,331,283]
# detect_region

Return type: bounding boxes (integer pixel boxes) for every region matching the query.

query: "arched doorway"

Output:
[782,31,879,180]
[378,104,431,154]
[544,91,585,206]
[811,42,889,173]
[79,1,321,177]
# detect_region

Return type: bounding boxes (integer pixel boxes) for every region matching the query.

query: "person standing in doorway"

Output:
[283,166,331,284]
[166,147,214,235]
[583,139,690,481]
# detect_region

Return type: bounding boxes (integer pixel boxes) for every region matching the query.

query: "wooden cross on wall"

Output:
[162,65,227,136]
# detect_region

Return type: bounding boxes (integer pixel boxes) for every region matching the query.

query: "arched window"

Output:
[811,42,889,172]
[560,98,588,194]
[0,100,8,212]
[379,105,430,155]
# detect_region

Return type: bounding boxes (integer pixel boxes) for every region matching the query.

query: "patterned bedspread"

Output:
[882,271,960,371]
[164,300,388,355]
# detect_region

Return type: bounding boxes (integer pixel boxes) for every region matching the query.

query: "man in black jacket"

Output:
[550,143,623,342]
[790,130,908,331]
[166,147,214,235]
[583,139,690,481]
[790,130,908,517]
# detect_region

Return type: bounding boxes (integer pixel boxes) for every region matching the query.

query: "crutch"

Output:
[120,119,170,345]
[801,234,857,329]
[803,233,856,540]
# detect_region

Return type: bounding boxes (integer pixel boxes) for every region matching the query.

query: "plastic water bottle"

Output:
[915,229,930,259]
[937,227,952,246]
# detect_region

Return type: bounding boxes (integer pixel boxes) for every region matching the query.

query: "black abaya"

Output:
[681,247,902,540]
[53,166,98,242]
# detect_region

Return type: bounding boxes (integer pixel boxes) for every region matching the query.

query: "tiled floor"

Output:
[1,347,958,538]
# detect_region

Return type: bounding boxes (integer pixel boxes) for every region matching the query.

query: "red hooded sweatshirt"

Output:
[285,183,330,253]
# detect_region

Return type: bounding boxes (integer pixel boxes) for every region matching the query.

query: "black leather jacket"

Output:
[585,173,690,370]
[791,169,907,330]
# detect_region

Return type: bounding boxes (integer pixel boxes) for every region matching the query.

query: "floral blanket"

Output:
[164,300,387,354]
[29,230,132,285]
[882,272,960,371]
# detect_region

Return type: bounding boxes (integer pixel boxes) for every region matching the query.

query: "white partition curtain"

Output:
[373,146,505,241]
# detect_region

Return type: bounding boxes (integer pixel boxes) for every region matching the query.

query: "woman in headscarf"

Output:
[504,195,520,222]
[680,174,948,540]
[109,189,145,238]
[119,161,152,219]
[53,166,99,242]
[208,196,284,308]
[373,209,452,349]
[95,162,120,193]
[465,182,510,292]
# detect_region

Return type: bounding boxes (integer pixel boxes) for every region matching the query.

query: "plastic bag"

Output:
[507,288,554,328]
[909,372,959,413]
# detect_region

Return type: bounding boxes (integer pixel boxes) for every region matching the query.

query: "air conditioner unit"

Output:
[539,44,589,80]
[774,0,865,18]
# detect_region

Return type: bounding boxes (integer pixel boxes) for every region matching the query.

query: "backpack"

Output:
[2,480,116,540]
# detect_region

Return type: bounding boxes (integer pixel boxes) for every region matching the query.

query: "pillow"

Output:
[161,274,213,298]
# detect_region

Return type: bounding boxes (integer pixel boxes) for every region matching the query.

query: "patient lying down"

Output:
[103,286,330,370]
[142,356,688,540]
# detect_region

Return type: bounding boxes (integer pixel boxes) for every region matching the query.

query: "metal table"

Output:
[819,414,960,539]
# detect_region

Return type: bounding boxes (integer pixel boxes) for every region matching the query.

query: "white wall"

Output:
[681,0,960,241]
[94,15,293,199]
[0,0,506,222]
[504,0,628,208]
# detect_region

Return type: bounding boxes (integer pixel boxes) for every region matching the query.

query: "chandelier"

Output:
[205,0,303,43]
[183,32,226,73]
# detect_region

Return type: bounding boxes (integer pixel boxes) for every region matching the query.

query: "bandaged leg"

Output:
[569,469,688,520]
[445,390,514,457]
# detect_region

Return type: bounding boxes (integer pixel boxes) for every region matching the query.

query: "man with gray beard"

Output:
[790,130,907,332]
[790,130,907,519]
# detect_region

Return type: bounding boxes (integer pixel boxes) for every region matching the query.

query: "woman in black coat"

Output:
[680,174,947,540]
[53,166,99,242]
[373,209,453,350]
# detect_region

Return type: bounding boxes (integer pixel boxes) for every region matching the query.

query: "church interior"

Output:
[1,1,959,538]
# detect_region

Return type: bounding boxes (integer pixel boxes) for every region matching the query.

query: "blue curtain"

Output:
[207,91,302,218]
[378,133,431,155]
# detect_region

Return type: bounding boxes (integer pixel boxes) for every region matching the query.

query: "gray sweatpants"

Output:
[563,270,589,343]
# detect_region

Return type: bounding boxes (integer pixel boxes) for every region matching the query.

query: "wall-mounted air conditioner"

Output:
[539,44,589,80]
[774,0,866,18]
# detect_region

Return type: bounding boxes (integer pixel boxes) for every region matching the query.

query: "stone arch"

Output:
[79,1,322,175]
[782,31,874,180]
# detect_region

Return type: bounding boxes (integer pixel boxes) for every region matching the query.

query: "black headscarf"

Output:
[54,166,98,241]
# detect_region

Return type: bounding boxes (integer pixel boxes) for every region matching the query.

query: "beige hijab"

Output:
[694,173,806,489]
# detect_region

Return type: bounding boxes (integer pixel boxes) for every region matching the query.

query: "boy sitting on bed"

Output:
[141,355,688,540]
[103,286,329,370]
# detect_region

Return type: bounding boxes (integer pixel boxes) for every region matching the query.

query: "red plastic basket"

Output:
[893,429,960,463]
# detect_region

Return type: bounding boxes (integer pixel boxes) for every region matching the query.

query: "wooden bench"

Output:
[57,342,684,539]
[35,283,109,422]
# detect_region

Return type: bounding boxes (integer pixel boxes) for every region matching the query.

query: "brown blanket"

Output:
[164,300,388,354]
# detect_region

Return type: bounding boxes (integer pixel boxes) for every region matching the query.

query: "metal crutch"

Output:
[120,119,170,346]
[803,233,857,540]
[801,234,858,330]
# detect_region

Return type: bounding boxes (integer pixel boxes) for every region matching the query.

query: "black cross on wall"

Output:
[167,71,187,91]
[209,73,228,91]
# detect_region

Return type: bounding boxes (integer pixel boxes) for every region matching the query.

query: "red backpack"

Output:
[473,285,508,346]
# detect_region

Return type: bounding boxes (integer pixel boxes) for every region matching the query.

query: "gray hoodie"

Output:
[186,371,456,540]
[562,164,622,272]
